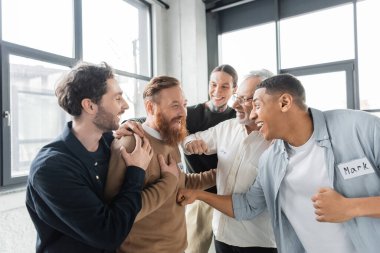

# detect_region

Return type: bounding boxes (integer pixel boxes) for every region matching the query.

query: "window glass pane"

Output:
[295,72,347,111]
[9,55,69,177]
[219,22,277,79]
[116,75,148,121]
[280,4,354,69]
[2,0,74,57]
[83,0,151,76]
[357,0,380,110]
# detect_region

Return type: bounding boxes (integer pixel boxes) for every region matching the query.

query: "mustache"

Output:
[172,116,185,122]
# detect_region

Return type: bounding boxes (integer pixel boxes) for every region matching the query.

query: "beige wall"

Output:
[153,0,209,105]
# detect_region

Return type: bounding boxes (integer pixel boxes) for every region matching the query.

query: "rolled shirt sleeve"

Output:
[232,174,267,221]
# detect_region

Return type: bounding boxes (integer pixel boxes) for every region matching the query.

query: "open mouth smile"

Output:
[256,121,264,130]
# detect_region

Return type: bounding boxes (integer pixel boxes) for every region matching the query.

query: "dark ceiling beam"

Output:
[206,0,256,12]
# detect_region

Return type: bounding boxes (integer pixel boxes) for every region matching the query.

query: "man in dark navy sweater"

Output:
[26,62,153,253]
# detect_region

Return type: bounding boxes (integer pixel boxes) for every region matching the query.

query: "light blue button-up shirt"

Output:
[232,108,380,253]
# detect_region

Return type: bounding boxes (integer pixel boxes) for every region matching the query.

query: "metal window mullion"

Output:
[115,69,151,81]
[74,0,83,62]
[2,42,76,67]
[275,0,281,74]
[352,0,360,109]
[0,0,4,186]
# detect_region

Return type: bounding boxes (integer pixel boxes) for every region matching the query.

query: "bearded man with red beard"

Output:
[104,76,217,253]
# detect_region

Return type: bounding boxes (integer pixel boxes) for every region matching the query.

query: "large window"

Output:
[217,0,379,116]
[280,4,354,69]
[219,22,277,78]
[2,0,74,57]
[357,0,380,110]
[117,76,148,122]
[297,72,347,111]
[8,56,70,178]
[1,0,152,187]
[82,0,151,76]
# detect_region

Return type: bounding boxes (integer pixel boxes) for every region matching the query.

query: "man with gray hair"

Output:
[181,69,277,253]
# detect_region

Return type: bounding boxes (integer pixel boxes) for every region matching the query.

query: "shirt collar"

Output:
[276,107,331,154]
[61,121,110,169]
[308,107,330,142]
[142,122,162,140]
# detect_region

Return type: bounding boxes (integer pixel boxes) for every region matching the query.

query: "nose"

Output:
[122,97,129,110]
[249,107,257,121]
[180,106,187,116]
[232,99,240,110]
[213,85,222,96]
[178,104,187,117]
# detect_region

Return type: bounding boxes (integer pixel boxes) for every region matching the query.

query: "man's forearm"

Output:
[185,169,216,190]
[197,190,234,217]
[350,196,380,218]
[313,188,380,222]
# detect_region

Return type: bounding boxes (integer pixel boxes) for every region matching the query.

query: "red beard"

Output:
[156,111,188,146]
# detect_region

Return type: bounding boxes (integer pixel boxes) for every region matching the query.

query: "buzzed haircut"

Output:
[256,73,307,110]
[211,64,238,88]
[143,75,181,103]
[55,61,114,117]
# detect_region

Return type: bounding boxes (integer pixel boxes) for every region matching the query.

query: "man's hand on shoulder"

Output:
[114,120,145,139]
[120,134,152,170]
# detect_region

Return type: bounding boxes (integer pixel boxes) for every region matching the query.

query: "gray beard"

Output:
[207,101,228,112]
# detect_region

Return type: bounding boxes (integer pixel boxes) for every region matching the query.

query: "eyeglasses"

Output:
[232,93,253,105]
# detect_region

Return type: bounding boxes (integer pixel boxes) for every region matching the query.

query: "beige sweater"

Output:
[105,131,216,253]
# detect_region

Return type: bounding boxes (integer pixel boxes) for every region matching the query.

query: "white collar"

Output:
[142,122,162,140]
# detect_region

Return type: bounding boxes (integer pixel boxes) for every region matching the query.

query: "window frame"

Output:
[213,0,380,114]
[0,0,153,187]
[281,60,357,109]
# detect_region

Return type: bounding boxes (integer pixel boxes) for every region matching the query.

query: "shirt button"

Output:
[94,162,98,166]
[96,175,99,180]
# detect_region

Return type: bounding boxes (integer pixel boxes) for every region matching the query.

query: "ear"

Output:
[145,100,155,116]
[232,86,237,94]
[81,98,97,114]
[279,93,293,112]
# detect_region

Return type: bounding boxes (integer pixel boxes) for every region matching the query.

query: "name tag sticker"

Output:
[338,157,375,180]
[218,147,228,157]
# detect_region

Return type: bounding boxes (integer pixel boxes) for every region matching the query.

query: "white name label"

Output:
[337,157,375,180]
[218,147,228,156]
